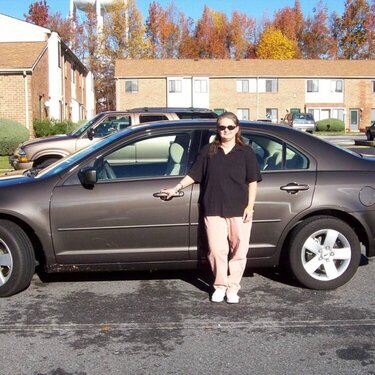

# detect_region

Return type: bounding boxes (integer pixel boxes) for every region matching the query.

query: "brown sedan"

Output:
[0,120,374,296]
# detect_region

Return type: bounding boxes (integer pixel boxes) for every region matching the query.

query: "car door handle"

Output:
[280,183,310,194]
[153,191,185,199]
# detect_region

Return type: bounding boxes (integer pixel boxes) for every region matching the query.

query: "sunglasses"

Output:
[218,125,237,131]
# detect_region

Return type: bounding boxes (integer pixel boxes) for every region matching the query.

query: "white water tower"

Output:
[70,0,126,29]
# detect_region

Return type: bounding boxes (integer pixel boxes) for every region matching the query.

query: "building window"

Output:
[236,80,249,93]
[58,42,61,68]
[331,80,343,93]
[307,79,319,92]
[125,80,138,93]
[194,79,208,93]
[372,81,375,93]
[266,108,278,122]
[265,79,278,93]
[71,66,75,84]
[169,79,182,93]
[237,108,249,120]
[332,109,345,121]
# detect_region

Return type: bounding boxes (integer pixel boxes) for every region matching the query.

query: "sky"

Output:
[0,0,345,22]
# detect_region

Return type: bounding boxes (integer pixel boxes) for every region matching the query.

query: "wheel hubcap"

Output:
[0,238,13,286]
[301,229,351,281]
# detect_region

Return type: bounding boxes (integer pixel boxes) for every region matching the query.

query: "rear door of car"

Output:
[188,129,317,262]
[242,130,316,260]
[50,128,197,265]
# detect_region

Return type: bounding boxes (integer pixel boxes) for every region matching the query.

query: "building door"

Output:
[350,109,359,131]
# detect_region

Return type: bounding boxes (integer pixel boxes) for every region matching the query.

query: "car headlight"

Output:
[17,148,29,163]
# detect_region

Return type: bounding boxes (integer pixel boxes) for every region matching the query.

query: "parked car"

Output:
[282,112,316,133]
[9,107,218,170]
[365,121,375,141]
[1,119,374,297]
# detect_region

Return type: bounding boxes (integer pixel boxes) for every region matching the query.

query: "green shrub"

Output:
[316,118,345,132]
[33,119,76,137]
[0,118,29,155]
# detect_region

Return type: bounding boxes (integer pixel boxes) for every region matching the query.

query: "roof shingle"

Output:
[0,42,47,70]
[115,58,375,78]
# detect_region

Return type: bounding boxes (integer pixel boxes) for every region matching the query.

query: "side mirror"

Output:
[87,128,95,140]
[78,167,97,188]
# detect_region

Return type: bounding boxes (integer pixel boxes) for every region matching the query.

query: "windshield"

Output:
[294,113,314,121]
[69,113,105,136]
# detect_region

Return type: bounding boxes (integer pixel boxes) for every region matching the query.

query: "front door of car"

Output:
[50,130,194,265]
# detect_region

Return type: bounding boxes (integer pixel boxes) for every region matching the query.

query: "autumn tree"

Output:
[229,11,255,58]
[178,15,199,58]
[256,27,298,59]
[364,0,375,58]
[146,2,181,58]
[332,0,370,59]
[24,0,49,27]
[195,6,231,58]
[300,1,331,58]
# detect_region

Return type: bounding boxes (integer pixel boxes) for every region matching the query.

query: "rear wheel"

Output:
[0,220,35,297]
[289,216,361,290]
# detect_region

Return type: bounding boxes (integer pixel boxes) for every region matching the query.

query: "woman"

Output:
[162,112,262,303]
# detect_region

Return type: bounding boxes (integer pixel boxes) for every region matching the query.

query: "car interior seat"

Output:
[264,151,282,170]
[165,142,185,175]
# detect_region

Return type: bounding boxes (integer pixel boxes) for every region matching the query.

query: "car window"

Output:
[242,133,309,171]
[139,114,169,123]
[96,132,192,180]
[93,115,132,137]
[294,113,314,121]
[176,112,218,119]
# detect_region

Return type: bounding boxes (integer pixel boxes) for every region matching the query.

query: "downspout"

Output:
[23,71,30,130]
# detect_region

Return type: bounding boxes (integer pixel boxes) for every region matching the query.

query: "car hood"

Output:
[21,134,76,147]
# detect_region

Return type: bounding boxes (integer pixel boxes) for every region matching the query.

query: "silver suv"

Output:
[283,112,316,133]
[9,107,217,170]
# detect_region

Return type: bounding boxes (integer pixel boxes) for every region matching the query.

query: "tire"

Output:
[35,157,60,169]
[289,216,361,290]
[0,220,35,297]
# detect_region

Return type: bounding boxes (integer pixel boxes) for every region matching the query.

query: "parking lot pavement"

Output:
[0,258,374,375]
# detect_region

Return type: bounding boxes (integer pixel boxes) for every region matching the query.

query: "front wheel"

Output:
[0,220,35,297]
[34,157,60,169]
[289,216,361,290]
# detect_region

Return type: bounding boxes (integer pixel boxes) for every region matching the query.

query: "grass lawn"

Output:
[0,156,12,170]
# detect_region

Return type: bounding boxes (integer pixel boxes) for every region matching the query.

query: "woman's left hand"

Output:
[242,207,254,223]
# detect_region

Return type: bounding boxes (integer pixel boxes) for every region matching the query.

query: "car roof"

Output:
[97,107,216,114]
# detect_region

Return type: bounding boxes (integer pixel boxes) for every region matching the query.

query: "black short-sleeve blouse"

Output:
[188,143,262,217]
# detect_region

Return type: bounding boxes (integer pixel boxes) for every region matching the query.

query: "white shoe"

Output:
[226,291,240,304]
[211,288,226,302]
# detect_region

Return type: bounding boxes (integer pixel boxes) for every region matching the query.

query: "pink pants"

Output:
[205,216,252,293]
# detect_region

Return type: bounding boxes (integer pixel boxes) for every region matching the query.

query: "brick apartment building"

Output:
[115,59,375,132]
[0,14,95,135]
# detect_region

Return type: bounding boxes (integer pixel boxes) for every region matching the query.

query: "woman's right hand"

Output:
[160,187,178,200]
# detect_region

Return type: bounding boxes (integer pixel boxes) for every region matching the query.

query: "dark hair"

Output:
[209,112,245,155]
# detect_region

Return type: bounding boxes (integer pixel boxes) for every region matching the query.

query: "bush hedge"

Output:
[316,118,345,132]
[0,118,29,155]
[33,119,76,137]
